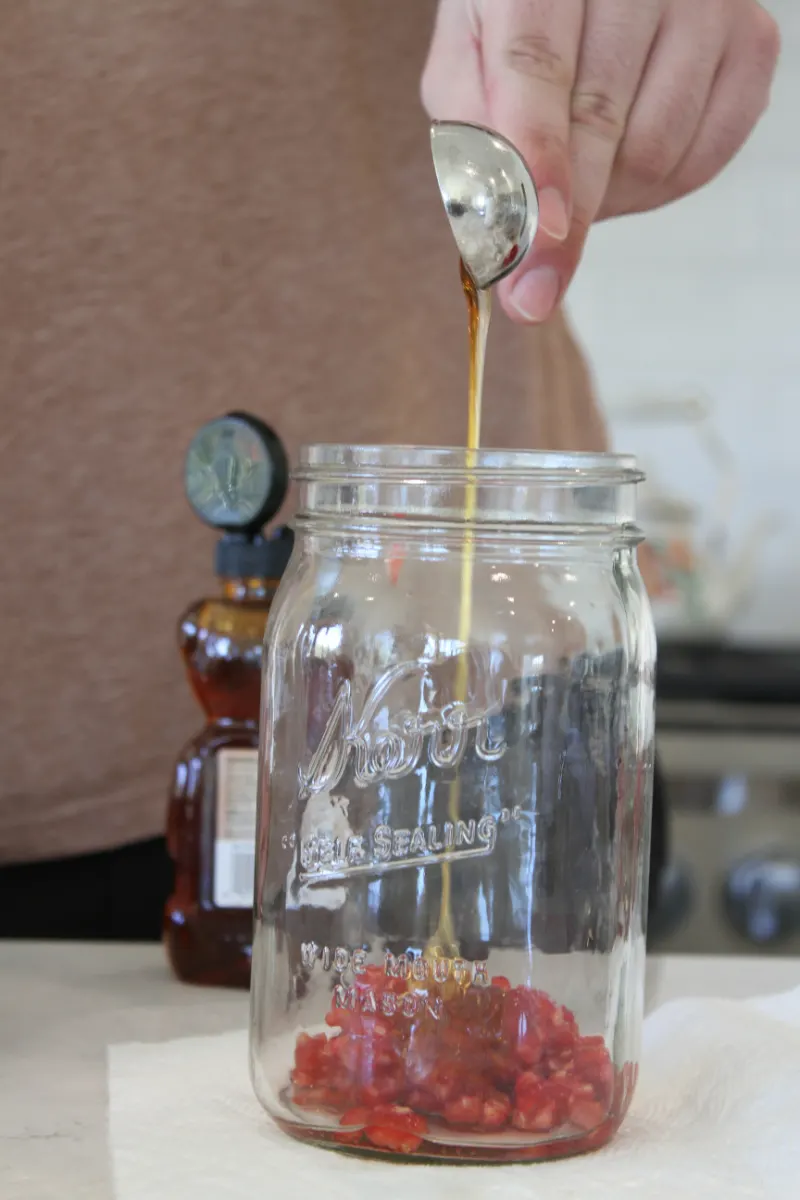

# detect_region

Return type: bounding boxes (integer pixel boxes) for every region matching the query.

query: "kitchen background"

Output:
[569,0,797,644]
[565,0,800,959]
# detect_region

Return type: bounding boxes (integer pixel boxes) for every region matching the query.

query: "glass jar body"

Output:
[250,448,655,1162]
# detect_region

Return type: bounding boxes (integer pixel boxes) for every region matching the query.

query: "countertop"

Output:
[2,943,799,1199]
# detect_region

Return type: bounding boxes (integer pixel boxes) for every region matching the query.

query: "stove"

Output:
[652,642,800,956]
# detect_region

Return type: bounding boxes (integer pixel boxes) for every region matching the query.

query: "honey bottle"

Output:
[165,412,291,987]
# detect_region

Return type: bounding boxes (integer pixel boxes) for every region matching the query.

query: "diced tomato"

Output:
[292,1086,330,1109]
[568,1094,608,1131]
[386,553,404,587]
[340,1106,372,1128]
[546,1007,578,1055]
[294,1031,327,1073]
[512,1096,558,1133]
[366,1105,428,1136]
[288,980,634,1155]
[325,1005,364,1034]
[405,1089,438,1115]
[484,1049,518,1089]
[502,990,544,1068]
[363,1125,423,1154]
[575,1041,614,1104]
[581,1035,608,1052]
[426,1062,462,1106]
[481,1091,512,1130]
[334,1130,364,1146]
[352,1104,429,1152]
[360,1070,405,1105]
[517,1029,544,1067]
[512,1072,562,1132]
[443,1093,484,1128]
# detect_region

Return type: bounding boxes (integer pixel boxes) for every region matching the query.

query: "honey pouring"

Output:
[426,121,539,959]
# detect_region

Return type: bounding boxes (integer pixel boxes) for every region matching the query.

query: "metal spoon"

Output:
[430,120,539,289]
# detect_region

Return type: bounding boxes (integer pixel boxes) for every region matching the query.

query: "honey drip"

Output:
[429,260,492,960]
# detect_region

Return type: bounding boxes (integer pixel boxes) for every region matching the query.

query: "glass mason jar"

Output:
[250,445,656,1163]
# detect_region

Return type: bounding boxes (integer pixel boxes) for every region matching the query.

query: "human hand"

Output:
[422,0,780,323]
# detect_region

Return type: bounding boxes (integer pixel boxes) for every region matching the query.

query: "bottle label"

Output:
[213,747,259,908]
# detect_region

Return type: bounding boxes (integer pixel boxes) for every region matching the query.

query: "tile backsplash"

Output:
[567,0,798,643]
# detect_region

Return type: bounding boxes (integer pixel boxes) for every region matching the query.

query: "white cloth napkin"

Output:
[108,986,800,1200]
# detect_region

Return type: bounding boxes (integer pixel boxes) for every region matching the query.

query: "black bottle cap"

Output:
[184,411,289,535]
[215,525,295,581]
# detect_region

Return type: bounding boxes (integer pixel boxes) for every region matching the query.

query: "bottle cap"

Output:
[184,412,289,534]
[214,525,294,580]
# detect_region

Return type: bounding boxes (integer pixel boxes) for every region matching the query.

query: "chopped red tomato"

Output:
[288,968,636,1158]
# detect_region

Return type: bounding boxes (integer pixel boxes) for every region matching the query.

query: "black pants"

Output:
[0,838,173,941]
[0,764,667,942]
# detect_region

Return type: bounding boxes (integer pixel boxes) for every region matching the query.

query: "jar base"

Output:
[271,1112,619,1164]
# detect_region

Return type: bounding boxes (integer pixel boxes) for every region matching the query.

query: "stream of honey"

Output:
[428,260,492,958]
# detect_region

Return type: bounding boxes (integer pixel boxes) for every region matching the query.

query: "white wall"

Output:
[567,0,799,643]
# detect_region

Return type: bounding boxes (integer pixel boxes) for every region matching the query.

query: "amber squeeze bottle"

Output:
[165,412,292,987]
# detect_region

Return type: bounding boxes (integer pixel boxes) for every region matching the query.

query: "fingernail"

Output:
[510,267,561,323]
[538,188,570,241]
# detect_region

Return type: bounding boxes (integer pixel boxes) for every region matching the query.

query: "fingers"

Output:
[599,0,731,219]
[422,0,781,327]
[568,0,662,231]
[481,0,584,243]
[493,0,661,323]
[421,0,487,125]
[645,3,780,213]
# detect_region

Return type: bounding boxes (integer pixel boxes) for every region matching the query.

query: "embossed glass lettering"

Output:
[373,825,392,862]
[426,824,443,851]
[392,829,411,858]
[455,819,476,847]
[298,660,507,795]
[346,835,366,865]
[317,835,335,868]
[300,941,319,968]
[473,960,489,987]
[402,993,420,1017]
[333,984,357,1010]
[433,958,450,983]
[385,952,410,979]
[426,996,444,1020]
[477,814,497,852]
[409,828,427,855]
[297,808,524,883]
[452,958,469,985]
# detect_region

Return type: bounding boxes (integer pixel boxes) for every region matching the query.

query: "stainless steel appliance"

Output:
[652,643,800,956]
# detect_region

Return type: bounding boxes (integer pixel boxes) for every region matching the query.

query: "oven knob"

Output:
[724,852,800,946]
[648,860,693,945]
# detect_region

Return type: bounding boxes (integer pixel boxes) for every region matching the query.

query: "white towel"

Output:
[108,986,800,1200]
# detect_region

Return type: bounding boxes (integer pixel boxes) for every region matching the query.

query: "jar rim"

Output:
[296,444,644,486]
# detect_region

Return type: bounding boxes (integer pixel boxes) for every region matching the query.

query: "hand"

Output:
[422,0,780,323]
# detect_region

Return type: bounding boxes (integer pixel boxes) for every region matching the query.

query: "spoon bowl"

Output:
[430,121,539,289]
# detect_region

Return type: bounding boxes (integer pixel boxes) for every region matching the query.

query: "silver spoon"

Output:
[430,120,539,289]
